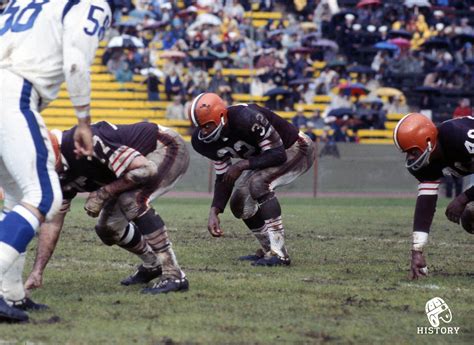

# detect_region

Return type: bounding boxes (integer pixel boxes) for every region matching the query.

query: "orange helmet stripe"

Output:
[190,92,206,127]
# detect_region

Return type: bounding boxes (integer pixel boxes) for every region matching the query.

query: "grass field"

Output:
[0,197,473,344]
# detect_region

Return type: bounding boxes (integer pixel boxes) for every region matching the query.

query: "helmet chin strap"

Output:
[406,141,433,171]
[198,117,226,143]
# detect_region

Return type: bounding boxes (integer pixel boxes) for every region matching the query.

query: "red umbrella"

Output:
[356,0,381,8]
[389,38,411,49]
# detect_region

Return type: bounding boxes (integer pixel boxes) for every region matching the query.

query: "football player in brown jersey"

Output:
[191,93,316,266]
[394,113,474,279]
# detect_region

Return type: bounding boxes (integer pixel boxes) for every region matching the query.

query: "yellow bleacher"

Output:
[43,26,397,144]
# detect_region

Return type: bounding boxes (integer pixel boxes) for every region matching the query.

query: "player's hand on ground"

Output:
[25,271,43,291]
[208,210,223,237]
[84,188,110,217]
[73,119,93,158]
[410,250,428,280]
[445,192,469,223]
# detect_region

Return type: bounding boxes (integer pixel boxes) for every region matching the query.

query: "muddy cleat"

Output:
[238,248,266,261]
[251,255,291,267]
[12,298,49,311]
[142,276,189,294]
[0,297,28,323]
[121,264,162,286]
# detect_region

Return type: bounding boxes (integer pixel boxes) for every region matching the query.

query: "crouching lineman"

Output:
[393,113,474,279]
[25,121,190,294]
[190,93,316,266]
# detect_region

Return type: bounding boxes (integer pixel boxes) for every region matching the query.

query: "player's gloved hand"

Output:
[84,188,111,217]
[445,192,469,224]
[223,160,249,185]
[74,117,93,158]
[208,207,223,237]
[25,270,43,291]
[410,250,428,280]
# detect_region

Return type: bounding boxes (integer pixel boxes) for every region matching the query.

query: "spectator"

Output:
[115,62,134,84]
[292,107,308,129]
[453,98,472,118]
[165,95,186,120]
[141,71,161,101]
[165,69,184,100]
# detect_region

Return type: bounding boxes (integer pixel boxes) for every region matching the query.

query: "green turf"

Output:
[0,197,473,344]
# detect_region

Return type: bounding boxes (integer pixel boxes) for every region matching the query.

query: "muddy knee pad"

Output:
[95,224,123,246]
[248,175,271,201]
[230,189,258,219]
[257,192,282,220]
[117,191,145,221]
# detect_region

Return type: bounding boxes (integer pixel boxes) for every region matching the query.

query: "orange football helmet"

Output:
[47,129,63,172]
[393,113,438,170]
[190,93,228,143]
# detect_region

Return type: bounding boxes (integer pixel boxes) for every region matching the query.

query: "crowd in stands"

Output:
[3,0,473,143]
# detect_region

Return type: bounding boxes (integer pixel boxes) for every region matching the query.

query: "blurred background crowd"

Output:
[2,0,474,143]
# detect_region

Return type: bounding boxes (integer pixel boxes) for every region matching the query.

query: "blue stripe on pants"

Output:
[19,80,53,215]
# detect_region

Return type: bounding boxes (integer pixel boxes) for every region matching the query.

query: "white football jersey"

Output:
[0,0,111,108]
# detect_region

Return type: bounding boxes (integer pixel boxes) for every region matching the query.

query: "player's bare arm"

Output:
[25,202,70,291]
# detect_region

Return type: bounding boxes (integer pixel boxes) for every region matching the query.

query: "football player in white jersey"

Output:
[0,0,112,322]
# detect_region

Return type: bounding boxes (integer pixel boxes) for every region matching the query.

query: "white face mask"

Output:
[405,141,433,171]
[198,117,225,143]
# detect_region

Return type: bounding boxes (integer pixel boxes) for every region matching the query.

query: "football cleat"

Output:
[238,248,266,261]
[11,297,49,311]
[251,255,291,267]
[0,297,29,323]
[121,264,163,286]
[142,276,189,294]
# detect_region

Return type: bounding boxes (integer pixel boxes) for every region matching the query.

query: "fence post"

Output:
[313,140,318,198]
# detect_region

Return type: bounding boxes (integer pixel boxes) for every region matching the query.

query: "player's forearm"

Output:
[32,212,66,275]
[248,146,287,170]
[211,178,233,211]
[412,194,438,251]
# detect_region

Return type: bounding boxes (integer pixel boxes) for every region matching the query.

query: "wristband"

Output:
[75,107,90,119]
[412,231,428,251]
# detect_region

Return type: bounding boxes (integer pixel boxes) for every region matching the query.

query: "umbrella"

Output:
[388,29,413,40]
[311,39,339,51]
[140,67,164,78]
[327,60,347,68]
[327,107,354,118]
[128,9,157,19]
[356,0,381,8]
[264,87,293,97]
[195,13,222,26]
[361,96,384,104]
[374,41,399,52]
[331,10,358,26]
[414,86,441,94]
[339,83,369,96]
[288,78,314,86]
[107,35,144,49]
[422,37,451,51]
[176,6,198,18]
[160,50,186,59]
[117,18,141,27]
[300,22,317,30]
[389,38,411,49]
[375,87,403,98]
[268,29,285,38]
[290,46,315,54]
[190,55,217,69]
[404,0,431,7]
[348,65,376,74]
[302,32,319,42]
